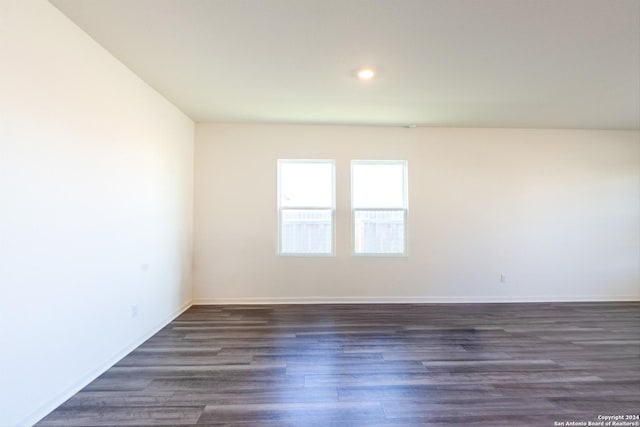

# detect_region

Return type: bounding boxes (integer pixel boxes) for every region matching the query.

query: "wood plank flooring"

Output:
[37,302,640,426]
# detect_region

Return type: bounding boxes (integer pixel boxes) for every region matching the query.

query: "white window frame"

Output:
[277,159,336,256]
[351,160,408,257]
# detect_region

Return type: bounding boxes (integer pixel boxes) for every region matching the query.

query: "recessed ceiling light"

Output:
[357,68,375,80]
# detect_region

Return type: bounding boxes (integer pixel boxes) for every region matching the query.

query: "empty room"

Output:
[1,0,639,426]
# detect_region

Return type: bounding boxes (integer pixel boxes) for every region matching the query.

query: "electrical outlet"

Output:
[131,304,139,318]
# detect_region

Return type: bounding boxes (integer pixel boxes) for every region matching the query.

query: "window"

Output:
[352,160,408,255]
[278,160,335,255]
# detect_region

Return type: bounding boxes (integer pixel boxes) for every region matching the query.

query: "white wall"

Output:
[194,124,639,303]
[0,2,194,425]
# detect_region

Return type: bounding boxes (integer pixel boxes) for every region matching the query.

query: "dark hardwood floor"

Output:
[37,302,640,426]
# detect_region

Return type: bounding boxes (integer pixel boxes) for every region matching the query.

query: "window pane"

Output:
[352,163,405,208]
[281,209,332,254]
[354,210,405,254]
[280,162,333,207]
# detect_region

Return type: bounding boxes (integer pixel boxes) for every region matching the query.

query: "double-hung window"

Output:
[277,160,335,255]
[352,160,408,255]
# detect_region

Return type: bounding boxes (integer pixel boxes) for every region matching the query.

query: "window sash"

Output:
[351,160,407,209]
[279,208,334,255]
[352,208,407,256]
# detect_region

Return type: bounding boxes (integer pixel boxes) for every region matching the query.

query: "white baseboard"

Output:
[21,300,193,427]
[193,295,640,305]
